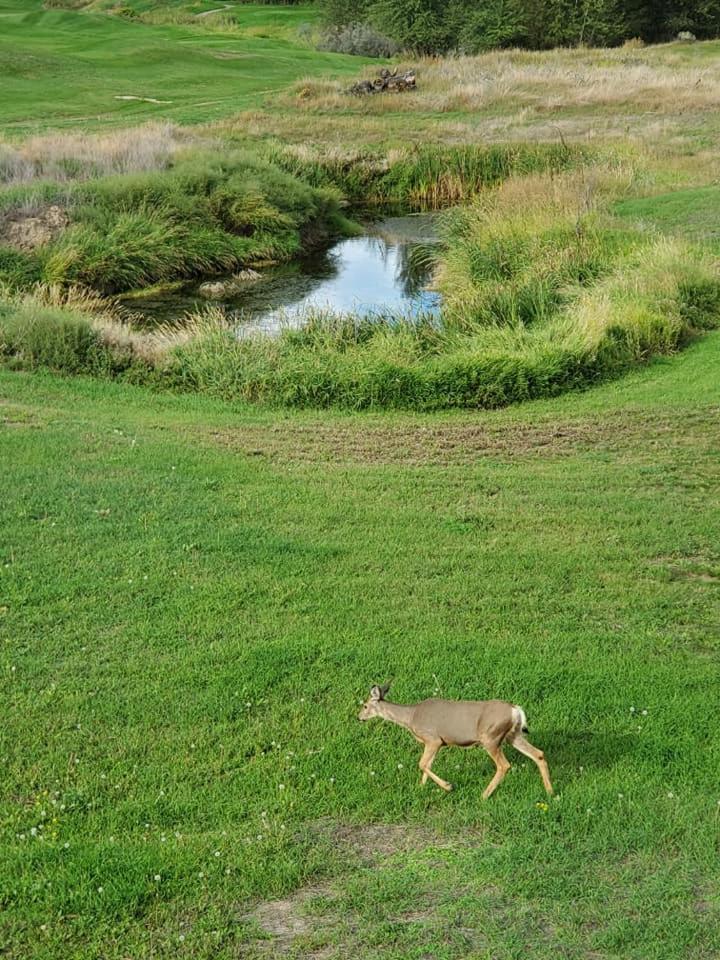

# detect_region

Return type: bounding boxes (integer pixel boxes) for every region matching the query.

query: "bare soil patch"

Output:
[241,820,476,956]
[0,204,68,251]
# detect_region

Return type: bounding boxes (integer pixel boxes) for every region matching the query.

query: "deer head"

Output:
[358,682,392,721]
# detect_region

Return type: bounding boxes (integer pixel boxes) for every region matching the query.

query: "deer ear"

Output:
[378,680,392,699]
[370,685,382,701]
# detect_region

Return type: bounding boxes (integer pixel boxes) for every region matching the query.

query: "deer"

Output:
[358,682,553,799]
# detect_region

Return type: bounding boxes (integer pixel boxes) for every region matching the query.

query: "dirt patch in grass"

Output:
[305,818,469,859]
[0,204,68,251]
[200,406,720,466]
[242,820,475,956]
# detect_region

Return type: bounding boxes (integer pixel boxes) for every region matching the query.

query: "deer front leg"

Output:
[482,744,511,800]
[418,739,452,792]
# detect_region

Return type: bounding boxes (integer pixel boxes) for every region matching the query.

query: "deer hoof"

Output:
[443,782,453,793]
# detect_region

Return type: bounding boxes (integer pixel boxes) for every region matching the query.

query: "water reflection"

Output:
[121,213,443,333]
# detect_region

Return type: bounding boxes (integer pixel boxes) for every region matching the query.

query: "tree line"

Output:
[317,0,720,53]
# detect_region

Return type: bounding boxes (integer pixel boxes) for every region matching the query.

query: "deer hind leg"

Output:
[510,733,554,795]
[418,739,452,792]
[481,743,511,800]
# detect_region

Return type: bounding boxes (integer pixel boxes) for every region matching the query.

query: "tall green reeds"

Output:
[271,143,589,210]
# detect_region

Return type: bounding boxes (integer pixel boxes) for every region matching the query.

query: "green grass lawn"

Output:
[615,185,720,250]
[2,333,720,958]
[0,0,368,135]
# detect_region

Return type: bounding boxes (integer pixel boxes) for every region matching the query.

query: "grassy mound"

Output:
[0,148,354,293]
[0,0,366,135]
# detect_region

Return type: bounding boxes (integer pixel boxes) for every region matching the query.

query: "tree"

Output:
[370,0,455,53]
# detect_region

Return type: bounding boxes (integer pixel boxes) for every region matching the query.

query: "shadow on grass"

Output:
[538,730,638,772]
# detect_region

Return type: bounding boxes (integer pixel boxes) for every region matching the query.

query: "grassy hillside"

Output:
[2,335,720,958]
[0,0,365,135]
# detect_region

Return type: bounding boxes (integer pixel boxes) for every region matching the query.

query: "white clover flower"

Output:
[214,851,220,857]
[641,709,648,716]
[97,886,104,893]
[179,934,185,942]
[278,784,285,791]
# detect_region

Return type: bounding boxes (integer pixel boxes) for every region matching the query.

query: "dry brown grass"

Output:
[225,42,720,156]
[196,406,720,466]
[0,122,194,185]
[290,46,720,117]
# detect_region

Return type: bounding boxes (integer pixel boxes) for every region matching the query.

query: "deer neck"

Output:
[377,700,415,732]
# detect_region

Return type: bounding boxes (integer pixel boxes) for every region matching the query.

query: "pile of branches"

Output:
[349,67,417,96]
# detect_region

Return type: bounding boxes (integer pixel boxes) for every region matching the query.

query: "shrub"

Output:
[317,22,399,56]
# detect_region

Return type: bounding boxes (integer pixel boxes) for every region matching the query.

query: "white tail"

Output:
[359,684,553,799]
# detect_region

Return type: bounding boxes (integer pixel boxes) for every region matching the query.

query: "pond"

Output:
[120,213,443,334]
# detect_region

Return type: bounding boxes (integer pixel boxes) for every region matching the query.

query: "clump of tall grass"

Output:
[0,148,355,294]
[271,142,589,210]
[292,47,720,117]
[0,284,227,374]
[438,166,639,327]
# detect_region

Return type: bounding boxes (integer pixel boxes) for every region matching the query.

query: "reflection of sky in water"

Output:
[121,214,442,333]
[258,232,440,329]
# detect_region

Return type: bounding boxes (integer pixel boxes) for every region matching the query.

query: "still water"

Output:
[121,213,442,333]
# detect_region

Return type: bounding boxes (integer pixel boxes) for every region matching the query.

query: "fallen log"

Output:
[350,67,416,96]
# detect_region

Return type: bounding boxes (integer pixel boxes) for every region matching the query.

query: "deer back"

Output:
[410,698,515,746]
